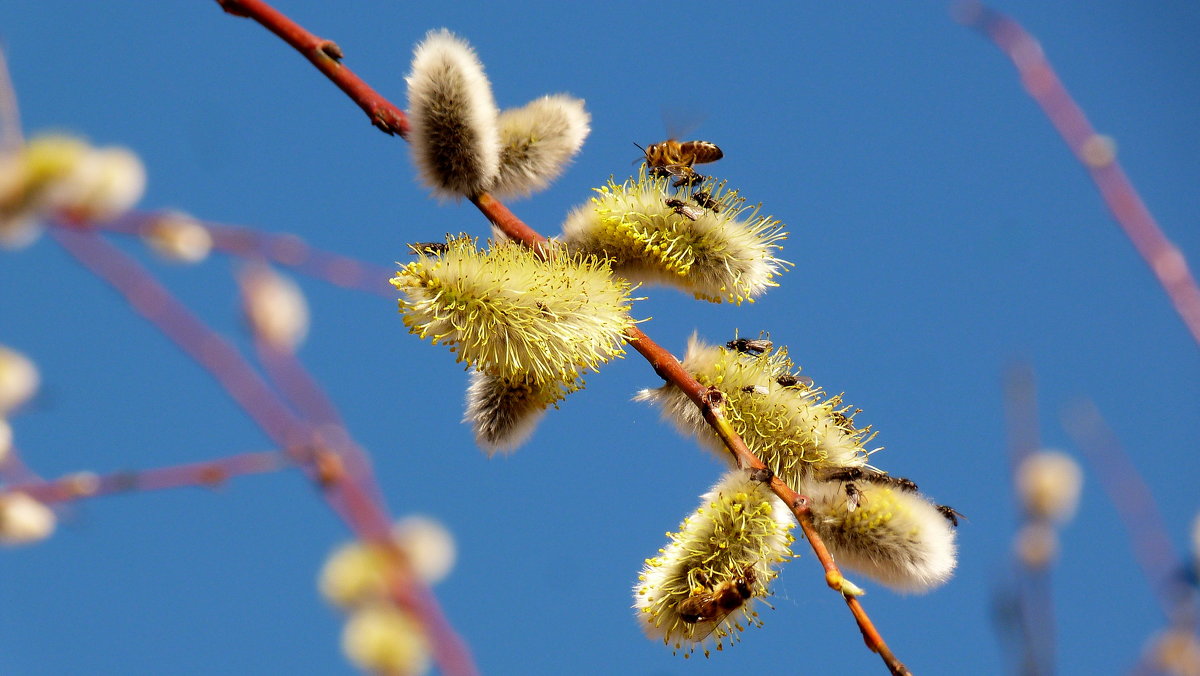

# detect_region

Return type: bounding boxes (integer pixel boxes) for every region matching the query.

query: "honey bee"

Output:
[825,467,920,493]
[726,337,772,355]
[936,505,966,528]
[677,565,757,625]
[406,241,449,255]
[663,197,703,221]
[636,139,723,186]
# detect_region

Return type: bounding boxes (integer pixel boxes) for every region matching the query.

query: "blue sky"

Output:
[1,2,1198,674]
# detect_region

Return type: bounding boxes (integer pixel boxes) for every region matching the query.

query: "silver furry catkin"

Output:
[405,29,500,199]
[464,370,568,454]
[800,477,957,592]
[490,94,590,199]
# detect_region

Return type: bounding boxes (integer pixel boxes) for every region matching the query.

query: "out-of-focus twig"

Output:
[958,2,1200,348]
[1062,399,1193,622]
[1001,362,1054,676]
[51,224,476,676]
[2,449,287,503]
[76,212,396,298]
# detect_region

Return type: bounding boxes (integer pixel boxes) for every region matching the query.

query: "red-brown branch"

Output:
[213,2,908,672]
[217,0,408,136]
[961,3,1200,348]
[52,224,475,675]
[79,211,396,298]
[3,450,287,504]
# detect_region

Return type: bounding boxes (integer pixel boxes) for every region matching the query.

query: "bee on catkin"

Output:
[635,334,873,490]
[800,477,957,592]
[560,168,786,304]
[392,236,636,388]
[634,470,794,656]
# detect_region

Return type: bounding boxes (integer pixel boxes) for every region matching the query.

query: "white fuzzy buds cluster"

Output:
[320,516,456,609]
[1016,450,1082,523]
[637,334,958,595]
[320,517,452,676]
[0,345,39,415]
[239,264,310,352]
[341,605,431,676]
[635,470,795,656]
[406,30,589,201]
[142,210,213,264]
[799,477,957,593]
[636,334,871,485]
[0,134,145,248]
[1012,450,1083,569]
[561,169,788,304]
[0,491,56,545]
[393,236,636,452]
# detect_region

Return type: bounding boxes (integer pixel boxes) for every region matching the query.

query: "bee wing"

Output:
[661,106,706,143]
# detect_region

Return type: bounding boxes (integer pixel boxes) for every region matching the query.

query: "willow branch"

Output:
[216,0,408,136]
[50,224,476,675]
[1000,362,1054,675]
[212,2,907,672]
[51,226,308,447]
[1062,399,1194,623]
[2,450,287,504]
[960,3,1200,348]
[64,212,396,298]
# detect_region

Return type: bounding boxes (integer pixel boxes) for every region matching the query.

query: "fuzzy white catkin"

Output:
[393,237,635,386]
[143,211,212,263]
[489,94,590,199]
[801,478,957,592]
[1016,450,1083,523]
[392,516,456,586]
[0,134,91,248]
[634,470,794,655]
[634,334,871,488]
[341,605,431,676]
[240,265,310,351]
[0,345,39,415]
[46,146,146,222]
[560,169,787,304]
[463,370,563,454]
[406,29,500,200]
[320,517,456,609]
[0,492,56,545]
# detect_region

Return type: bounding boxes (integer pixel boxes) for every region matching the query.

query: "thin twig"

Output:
[216,0,408,136]
[1062,399,1194,624]
[2,449,288,504]
[959,2,1200,348]
[1001,363,1054,675]
[73,212,396,298]
[51,224,478,676]
[213,2,910,672]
